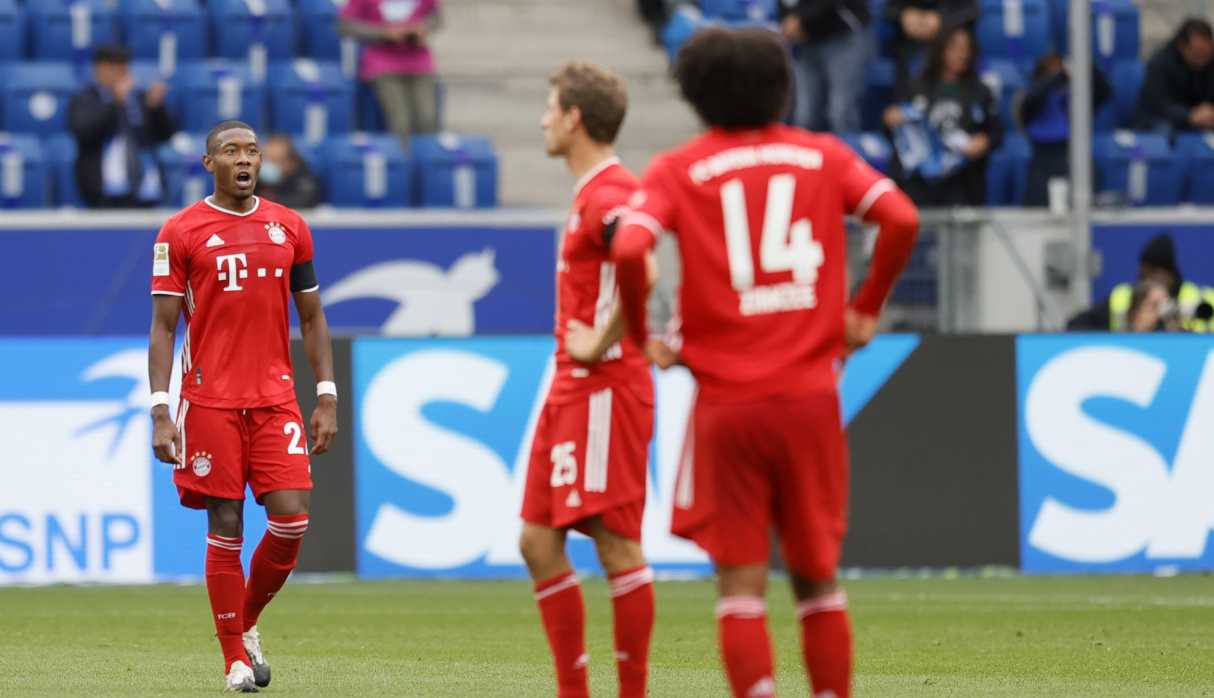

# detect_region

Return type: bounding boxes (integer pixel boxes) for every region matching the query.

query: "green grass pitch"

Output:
[2,575,1213,696]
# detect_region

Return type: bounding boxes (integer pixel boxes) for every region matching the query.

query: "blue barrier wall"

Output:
[0,216,556,336]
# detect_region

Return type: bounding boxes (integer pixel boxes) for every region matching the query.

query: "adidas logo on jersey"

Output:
[205,234,226,248]
[565,489,582,508]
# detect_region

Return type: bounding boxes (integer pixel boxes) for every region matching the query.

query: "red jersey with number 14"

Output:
[625,126,894,402]
[150,196,316,409]
[549,158,653,403]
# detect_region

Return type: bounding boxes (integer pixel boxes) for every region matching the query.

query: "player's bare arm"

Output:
[294,289,338,455]
[149,293,183,466]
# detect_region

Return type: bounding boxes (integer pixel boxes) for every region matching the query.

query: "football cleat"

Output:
[242,626,272,688]
[224,660,259,693]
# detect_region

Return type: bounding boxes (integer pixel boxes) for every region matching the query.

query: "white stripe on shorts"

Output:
[583,389,613,493]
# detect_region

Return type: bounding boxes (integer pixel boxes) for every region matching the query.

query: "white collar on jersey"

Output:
[204,195,261,217]
[572,156,620,198]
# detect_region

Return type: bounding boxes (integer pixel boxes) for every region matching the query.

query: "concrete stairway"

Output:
[430,0,700,208]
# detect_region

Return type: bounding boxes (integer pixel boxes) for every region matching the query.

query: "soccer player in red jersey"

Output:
[610,28,920,697]
[518,63,657,698]
[147,120,338,693]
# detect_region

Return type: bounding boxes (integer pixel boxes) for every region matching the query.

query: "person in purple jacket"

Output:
[339,0,441,141]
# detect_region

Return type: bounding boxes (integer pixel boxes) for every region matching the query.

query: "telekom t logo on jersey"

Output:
[216,253,249,292]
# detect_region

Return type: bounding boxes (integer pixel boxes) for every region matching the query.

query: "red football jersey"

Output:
[624,126,893,402]
[151,196,316,409]
[549,157,653,403]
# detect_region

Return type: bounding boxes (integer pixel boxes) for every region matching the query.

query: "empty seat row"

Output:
[0,59,408,139]
[842,130,1214,207]
[0,131,497,209]
[0,0,355,67]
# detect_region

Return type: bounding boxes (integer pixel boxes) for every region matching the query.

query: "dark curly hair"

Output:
[673,26,790,130]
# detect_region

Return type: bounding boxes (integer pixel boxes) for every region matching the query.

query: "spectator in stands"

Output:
[1018,54,1111,207]
[1135,18,1214,134]
[340,0,441,143]
[256,135,322,209]
[884,0,978,89]
[1067,233,1214,332]
[778,0,872,133]
[68,44,175,208]
[883,27,1000,206]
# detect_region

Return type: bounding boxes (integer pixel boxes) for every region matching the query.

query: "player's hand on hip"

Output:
[844,307,878,355]
[565,319,606,364]
[645,338,679,369]
[151,413,183,468]
[310,396,338,456]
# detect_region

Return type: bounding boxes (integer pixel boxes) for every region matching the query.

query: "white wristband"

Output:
[150,391,171,408]
[317,381,337,398]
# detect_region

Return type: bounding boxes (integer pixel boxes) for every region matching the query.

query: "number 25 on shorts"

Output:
[549,441,577,487]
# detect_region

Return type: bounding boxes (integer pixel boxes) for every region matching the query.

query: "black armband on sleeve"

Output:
[601,218,620,249]
[290,261,319,292]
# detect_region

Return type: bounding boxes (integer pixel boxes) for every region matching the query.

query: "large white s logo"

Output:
[361,350,514,568]
[1026,347,1214,563]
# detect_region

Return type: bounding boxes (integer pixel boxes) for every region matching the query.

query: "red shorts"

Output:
[671,391,848,580]
[173,399,313,509]
[521,385,654,541]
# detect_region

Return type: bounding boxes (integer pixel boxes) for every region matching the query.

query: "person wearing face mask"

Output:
[255,135,323,210]
[339,0,441,143]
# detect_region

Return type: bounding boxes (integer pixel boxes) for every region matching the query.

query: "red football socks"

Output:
[608,566,655,698]
[797,591,853,698]
[243,515,308,631]
[534,571,590,698]
[205,534,247,673]
[716,596,776,697]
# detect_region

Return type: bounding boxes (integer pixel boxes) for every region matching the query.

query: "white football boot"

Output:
[242,626,272,688]
[224,660,258,693]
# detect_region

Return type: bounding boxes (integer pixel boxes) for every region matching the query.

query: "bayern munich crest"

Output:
[266,222,286,245]
[191,451,213,477]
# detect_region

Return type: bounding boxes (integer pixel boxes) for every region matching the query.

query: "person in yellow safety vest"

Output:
[1106,233,1214,332]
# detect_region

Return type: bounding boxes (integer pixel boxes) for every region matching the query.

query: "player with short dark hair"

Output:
[518,61,656,698]
[148,120,338,693]
[608,27,919,697]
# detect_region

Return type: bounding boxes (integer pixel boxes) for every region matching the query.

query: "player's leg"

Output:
[174,402,257,691]
[520,522,588,698]
[205,497,257,693]
[696,401,778,698]
[774,394,852,698]
[584,514,653,698]
[243,403,315,688]
[520,403,588,698]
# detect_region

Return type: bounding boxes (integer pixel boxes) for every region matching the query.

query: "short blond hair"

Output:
[549,62,628,145]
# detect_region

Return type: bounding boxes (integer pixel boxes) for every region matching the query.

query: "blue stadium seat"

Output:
[976,0,1052,63]
[172,61,266,132]
[118,0,207,77]
[986,132,1031,205]
[661,5,705,63]
[0,134,49,208]
[978,58,1026,131]
[208,0,295,80]
[839,132,893,174]
[157,132,211,207]
[861,58,896,132]
[268,60,354,144]
[0,0,24,63]
[698,0,776,21]
[297,0,359,65]
[411,134,497,208]
[1050,0,1138,63]
[28,0,119,63]
[44,133,82,207]
[1106,59,1143,131]
[0,63,80,136]
[356,80,386,133]
[1176,133,1214,205]
[1093,131,1182,207]
[321,133,412,207]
